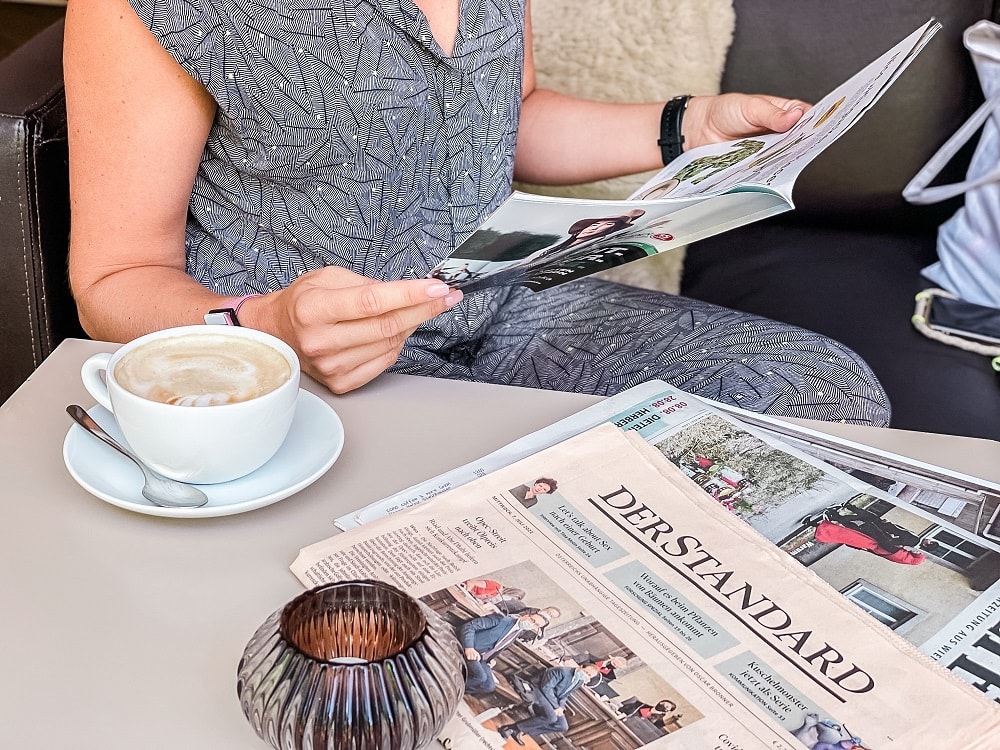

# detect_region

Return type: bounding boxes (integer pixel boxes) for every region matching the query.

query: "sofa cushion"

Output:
[683,224,1000,440]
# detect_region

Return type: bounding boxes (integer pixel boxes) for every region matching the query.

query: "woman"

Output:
[537,209,647,259]
[64,0,889,424]
[510,476,558,508]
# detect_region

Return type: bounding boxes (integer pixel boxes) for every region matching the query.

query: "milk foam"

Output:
[115,334,291,406]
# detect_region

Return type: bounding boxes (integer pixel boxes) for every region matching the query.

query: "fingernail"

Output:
[445,291,463,306]
[426,282,451,298]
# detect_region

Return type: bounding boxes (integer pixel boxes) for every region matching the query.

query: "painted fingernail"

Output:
[445,291,463,306]
[426,282,451,298]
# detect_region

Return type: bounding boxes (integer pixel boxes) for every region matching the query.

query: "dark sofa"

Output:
[682,0,1000,440]
[3,5,1000,442]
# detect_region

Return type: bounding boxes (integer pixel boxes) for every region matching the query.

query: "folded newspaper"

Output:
[294,424,1000,749]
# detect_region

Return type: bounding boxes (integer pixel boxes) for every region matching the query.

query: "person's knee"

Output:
[464,662,496,694]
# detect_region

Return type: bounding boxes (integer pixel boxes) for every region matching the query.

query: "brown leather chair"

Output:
[0,18,81,404]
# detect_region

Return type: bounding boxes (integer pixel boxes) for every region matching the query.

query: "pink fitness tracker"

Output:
[204,294,262,326]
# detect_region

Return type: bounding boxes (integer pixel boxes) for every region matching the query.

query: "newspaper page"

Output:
[708,404,1000,705]
[335,379,1000,702]
[294,425,1000,749]
[426,20,940,294]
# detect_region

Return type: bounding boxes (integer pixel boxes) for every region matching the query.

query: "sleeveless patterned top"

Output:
[128,0,525,296]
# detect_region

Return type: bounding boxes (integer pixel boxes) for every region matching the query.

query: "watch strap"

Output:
[657,95,691,166]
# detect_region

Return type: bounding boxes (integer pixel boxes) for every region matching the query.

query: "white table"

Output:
[3,338,999,748]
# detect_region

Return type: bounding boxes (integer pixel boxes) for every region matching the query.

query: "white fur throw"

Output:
[518,0,735,293]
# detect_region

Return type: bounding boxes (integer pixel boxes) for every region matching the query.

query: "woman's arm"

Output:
[65,0,219,338]
[514,0,808,186]
[65,0,462,394]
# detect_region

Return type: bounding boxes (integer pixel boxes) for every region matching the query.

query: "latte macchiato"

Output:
[114,333,291,407]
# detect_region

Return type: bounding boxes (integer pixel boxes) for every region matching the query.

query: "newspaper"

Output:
[426,20,940,294]
[333,379,1000,704]
[294,425,1000,749]
[710,405,1000,704]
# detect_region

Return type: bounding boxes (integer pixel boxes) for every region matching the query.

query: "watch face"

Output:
[204,308,239,326]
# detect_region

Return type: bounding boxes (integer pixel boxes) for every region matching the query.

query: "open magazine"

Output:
[331,378,1000,713]
[427,19,940,294]
[293,425,1000,749]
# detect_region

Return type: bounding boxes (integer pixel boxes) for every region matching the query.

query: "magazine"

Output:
[332,379,1000,704]
[427,19,940,294]
[293,425,1000,749]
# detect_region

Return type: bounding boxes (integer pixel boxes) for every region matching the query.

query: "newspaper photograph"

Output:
[710,407,1000,705]
[294,425,1000,749]
[710,404,1000,548]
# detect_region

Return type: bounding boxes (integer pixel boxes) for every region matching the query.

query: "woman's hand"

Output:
[683,93,810,150]
[243,267,463,394]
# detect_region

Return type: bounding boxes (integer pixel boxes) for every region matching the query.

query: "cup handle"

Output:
[81,353,114,412]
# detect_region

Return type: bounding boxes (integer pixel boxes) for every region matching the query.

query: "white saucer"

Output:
[62,390,344,518]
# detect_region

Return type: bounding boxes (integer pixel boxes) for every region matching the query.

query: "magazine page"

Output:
[335,379,1000,698]
[428,189,788,294]
[426,19,940,296]
[293,425,1000,749]
[630,19,940,203]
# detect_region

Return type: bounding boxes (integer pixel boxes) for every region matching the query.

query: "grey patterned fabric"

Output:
[398,279,890,423]
[128,0,891,425]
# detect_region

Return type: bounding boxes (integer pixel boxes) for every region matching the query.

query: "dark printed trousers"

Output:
[395,279,891,426]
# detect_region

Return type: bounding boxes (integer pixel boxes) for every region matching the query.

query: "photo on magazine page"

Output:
[650,414,1000,657]
[426,197,684,293]
[425,560,704,749]
[427,190,786,295]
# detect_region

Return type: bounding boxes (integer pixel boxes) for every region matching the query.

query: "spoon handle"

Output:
[66,404,143,465]
[66,404,210,509]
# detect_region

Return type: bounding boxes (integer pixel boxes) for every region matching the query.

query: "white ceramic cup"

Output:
[81,325,301,484]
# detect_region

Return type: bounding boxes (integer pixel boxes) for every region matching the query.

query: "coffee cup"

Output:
[81,325,301,484]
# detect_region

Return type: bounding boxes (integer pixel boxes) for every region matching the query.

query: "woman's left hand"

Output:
[683,93,810,150]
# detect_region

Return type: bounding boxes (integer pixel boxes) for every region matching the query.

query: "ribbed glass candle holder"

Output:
[237,580,465,750]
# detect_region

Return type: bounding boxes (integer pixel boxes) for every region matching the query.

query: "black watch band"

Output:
[657,95,691,166]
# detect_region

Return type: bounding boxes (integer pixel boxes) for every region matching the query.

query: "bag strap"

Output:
[903,96,1000,204]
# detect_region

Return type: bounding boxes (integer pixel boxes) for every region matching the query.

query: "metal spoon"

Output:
[66,405,209,509]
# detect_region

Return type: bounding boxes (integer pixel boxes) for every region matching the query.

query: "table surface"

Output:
[3,338,999,749]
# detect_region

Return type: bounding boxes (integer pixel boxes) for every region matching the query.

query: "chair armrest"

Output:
[0,18,83,403]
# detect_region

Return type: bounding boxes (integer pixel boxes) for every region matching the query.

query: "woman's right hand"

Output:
[243,266,463,394]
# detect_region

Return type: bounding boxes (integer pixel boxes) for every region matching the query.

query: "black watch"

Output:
[657,95,691,166]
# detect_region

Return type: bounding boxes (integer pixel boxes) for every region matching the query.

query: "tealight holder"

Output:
[237,580,465,750]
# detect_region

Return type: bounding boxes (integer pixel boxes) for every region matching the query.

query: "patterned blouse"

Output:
[128,0,525,296]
